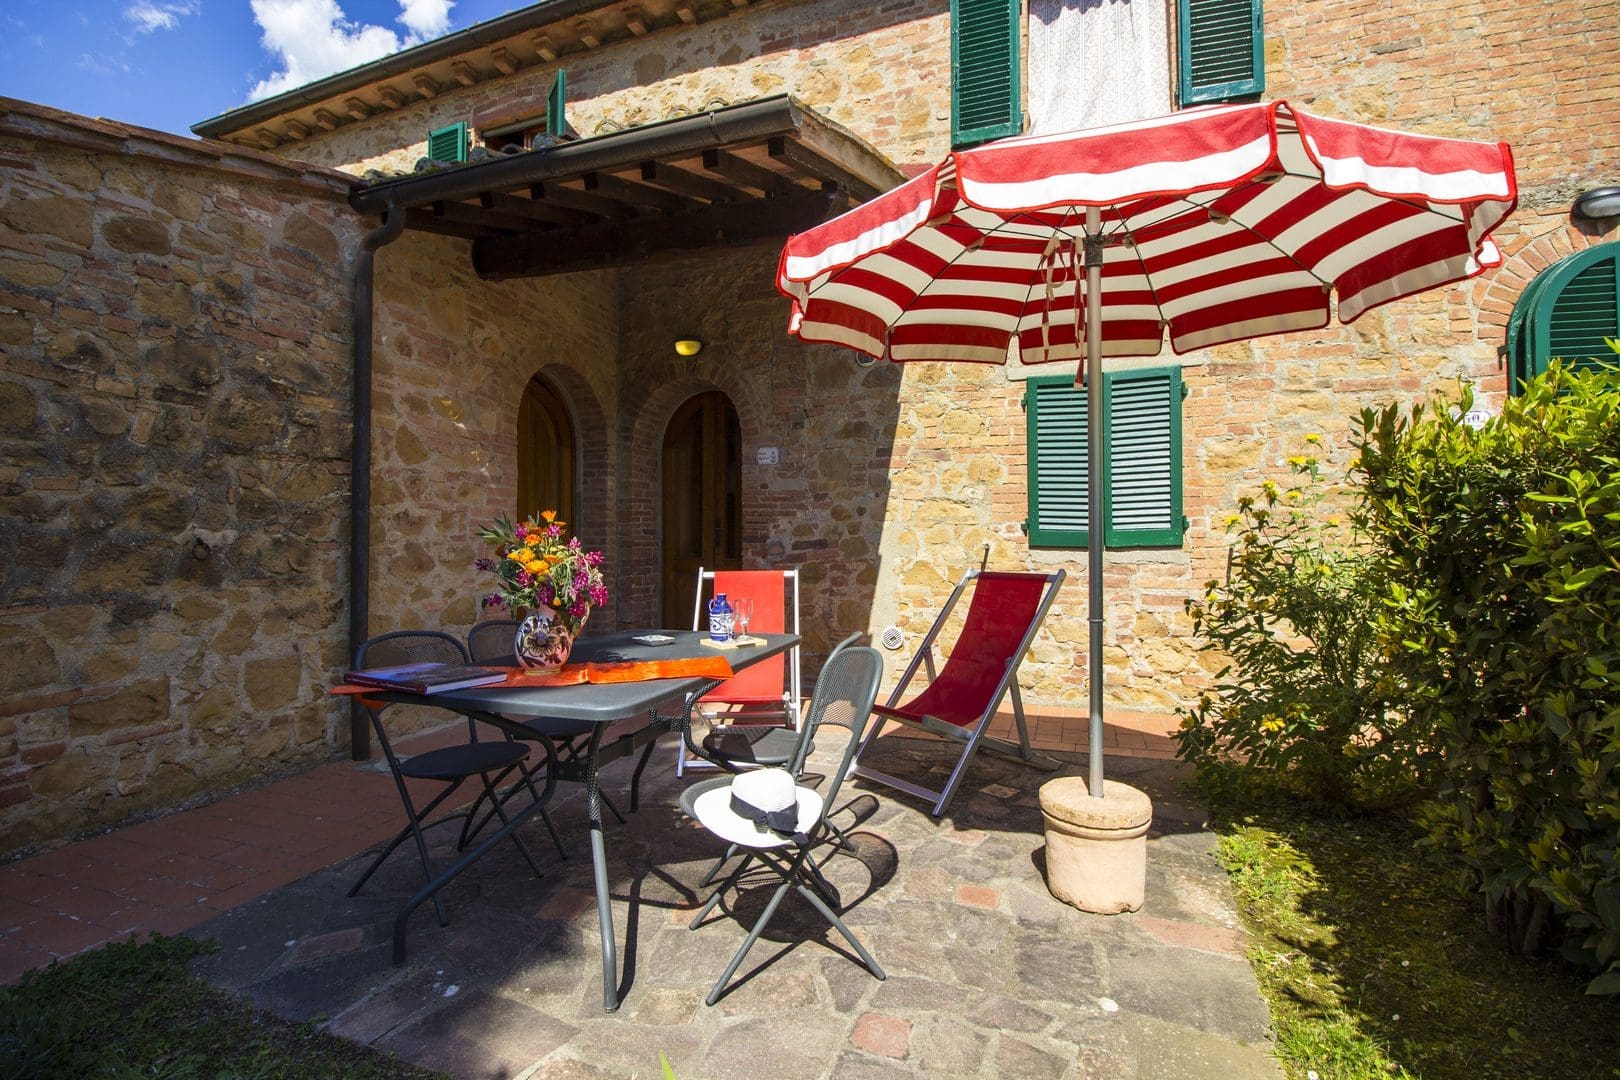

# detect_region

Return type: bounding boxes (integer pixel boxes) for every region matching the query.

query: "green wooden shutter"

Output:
[1177,0,1264,105]
[1103,368,1185,547]
[1506,242,1620,392]
[952,0,1021,148]
[1025,368,1185,549]
[1026,376,1092,547]
[426,121,468,164]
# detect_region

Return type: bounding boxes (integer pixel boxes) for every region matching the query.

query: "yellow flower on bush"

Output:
[1304,433,1321,444]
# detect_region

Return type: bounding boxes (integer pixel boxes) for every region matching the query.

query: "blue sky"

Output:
[2,0,519,138]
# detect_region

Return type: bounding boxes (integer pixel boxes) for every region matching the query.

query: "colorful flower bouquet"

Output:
[477,512,607,670]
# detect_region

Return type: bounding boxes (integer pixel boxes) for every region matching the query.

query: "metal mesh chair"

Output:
[464,619,625,853]
[346,630,543,927]
[679,632,861,887]
[685,643,886,1005]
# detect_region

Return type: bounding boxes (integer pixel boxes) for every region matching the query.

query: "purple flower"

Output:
[475,557,495,572]
[484,593,507,610]
[515,523,529,541]
[568,599,587,618]
[516,570,533,586]
[585,550,603,567]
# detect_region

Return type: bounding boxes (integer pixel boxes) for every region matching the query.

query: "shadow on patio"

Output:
[171,726,1279,1079]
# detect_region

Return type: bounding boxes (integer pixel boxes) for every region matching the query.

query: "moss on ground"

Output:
[0,934,446,1079]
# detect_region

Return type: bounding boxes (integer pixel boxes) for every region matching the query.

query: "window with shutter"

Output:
[1505,242,1620,392]
[952,0,1022,148]
[1177,0,1264,106]
[1025,367,1185,549]
[426,121,468,164]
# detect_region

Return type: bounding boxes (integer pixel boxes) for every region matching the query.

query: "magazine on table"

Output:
[344,661,509,695]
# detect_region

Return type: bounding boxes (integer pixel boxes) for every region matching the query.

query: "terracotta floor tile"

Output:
[14,912,119,959]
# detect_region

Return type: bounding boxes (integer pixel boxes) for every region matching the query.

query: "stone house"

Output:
[2,0,1617,854]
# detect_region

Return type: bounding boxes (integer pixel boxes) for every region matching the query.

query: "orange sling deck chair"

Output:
[679,568,802,775]
[854,568,1065,816]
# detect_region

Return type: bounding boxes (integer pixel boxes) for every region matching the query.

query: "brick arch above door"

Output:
[618,366,768,629]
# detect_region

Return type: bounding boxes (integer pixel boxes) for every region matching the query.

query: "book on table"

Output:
[344,662,509,694]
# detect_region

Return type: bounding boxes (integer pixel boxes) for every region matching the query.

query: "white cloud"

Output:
[125,0,198,34]
[248,0,455,101]
[398,0,452,38]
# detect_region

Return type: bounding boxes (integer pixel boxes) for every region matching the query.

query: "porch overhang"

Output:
[347,94,905,279]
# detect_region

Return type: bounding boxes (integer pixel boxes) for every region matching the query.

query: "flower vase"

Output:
[514,609,587,674]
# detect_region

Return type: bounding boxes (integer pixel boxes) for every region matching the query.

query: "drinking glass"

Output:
[732,597,754,639]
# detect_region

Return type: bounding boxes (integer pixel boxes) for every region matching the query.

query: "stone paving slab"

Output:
[186,735,1279,1080]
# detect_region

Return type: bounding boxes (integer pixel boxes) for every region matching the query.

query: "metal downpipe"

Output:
[349,198,406,759]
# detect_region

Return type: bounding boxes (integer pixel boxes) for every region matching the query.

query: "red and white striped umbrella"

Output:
[779,101,1515,799]
[779,100,1516,370]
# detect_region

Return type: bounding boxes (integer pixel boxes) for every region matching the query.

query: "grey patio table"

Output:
[368,628,799,1011]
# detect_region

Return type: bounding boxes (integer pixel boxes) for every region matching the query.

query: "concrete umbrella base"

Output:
[1038,777,1154,914]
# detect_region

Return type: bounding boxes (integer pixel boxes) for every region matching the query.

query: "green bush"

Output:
[1352,358,1620,993]
[1177,445,1433,809]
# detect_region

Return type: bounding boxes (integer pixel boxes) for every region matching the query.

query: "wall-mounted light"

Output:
[852,350,877,368]
[1572,186,1620,220]
[674,338,703,358]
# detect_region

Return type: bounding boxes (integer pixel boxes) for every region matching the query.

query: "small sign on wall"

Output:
[756,446,780,465]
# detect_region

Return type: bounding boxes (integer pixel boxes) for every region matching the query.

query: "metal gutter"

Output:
[190,0,616,139]
[348,94,806,214]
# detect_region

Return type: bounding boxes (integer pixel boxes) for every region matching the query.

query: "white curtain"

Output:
[1028,0,1171,135]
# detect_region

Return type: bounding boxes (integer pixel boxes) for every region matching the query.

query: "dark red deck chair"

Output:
[678,567,803,776]
[853,568,1066,815]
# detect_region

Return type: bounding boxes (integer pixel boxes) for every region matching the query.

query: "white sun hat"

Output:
[692,767,823,848]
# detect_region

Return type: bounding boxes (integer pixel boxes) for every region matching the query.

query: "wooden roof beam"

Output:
[490,47,518,75]
[639,160,742,204]
[702,147,797,195]
[768,135,882,202]
[582,170,697,213]
[476,190,598,226]
[530,181,640,220]
[474,189,839,279]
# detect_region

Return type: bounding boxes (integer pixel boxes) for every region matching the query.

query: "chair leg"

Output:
[351,780,464,926]
[699,843,741,887]
[704,878,794,1006]
[794,882,884,981]
[474,770,544,880]
[690,854,753,928]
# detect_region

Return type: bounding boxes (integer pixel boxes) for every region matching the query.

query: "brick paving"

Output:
[1,715,1278,1079]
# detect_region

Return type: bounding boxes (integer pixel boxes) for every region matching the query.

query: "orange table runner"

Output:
[329,655,734,698]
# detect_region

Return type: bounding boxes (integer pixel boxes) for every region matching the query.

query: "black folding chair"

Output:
[463,619,626,856]
[346,630,544,927]
[685,643,886,1005]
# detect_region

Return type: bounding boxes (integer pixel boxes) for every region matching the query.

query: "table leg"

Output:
[584,720,619,1011]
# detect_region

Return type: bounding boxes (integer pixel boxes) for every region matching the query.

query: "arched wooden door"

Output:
[517,375,575,527]
[661,391,741,626]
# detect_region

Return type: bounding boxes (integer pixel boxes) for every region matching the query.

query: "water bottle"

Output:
[708,592,734,642]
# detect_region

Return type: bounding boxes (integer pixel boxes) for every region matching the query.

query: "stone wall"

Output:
[0,102,362,855]
[261,0,953,177]
[365,230,620,640]
[247,0,1620,715]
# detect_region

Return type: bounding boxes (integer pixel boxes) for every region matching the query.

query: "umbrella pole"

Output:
[1082,207,1106,799]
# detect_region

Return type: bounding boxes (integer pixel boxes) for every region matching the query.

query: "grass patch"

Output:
[0,934,446,1079]
[1204,777,1620,1080]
